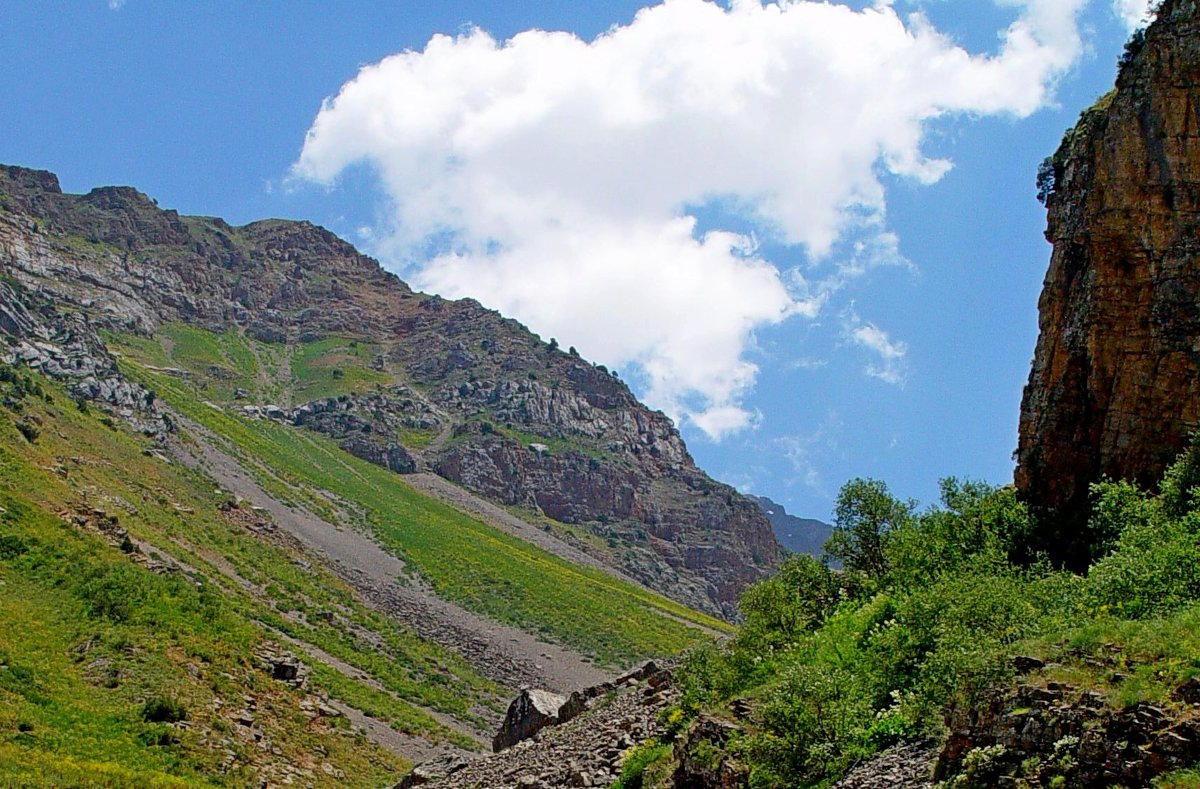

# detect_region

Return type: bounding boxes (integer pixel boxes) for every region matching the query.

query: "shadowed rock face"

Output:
[1016,0,1200,525]
[492,688,569,753]
[0,163,782,618]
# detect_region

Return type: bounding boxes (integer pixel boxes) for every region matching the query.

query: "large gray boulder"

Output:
[492,688,569,752]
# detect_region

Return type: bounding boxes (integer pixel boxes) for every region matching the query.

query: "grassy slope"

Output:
[0,367,509,786]
[106,327,729,665]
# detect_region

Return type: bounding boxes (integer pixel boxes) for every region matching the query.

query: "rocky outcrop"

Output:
[936,682,1200,787]
[490,661,663,753]
[831,741,935,789]
[0,162,783,618]
[436,426,779,617]
[393,753,471,788]
[492,689,571,753]
[672,715,750,789]
[421,662,675,789]
[291,388,443,435]
[286,389,436,473]
[1016,0,1200,524]
[0,281,170,436]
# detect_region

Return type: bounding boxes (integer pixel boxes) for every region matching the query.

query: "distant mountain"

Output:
[750,495,831,557]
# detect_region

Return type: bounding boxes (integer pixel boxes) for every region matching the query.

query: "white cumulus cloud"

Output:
[1112,0,1157,30]
[295,0,1089,439]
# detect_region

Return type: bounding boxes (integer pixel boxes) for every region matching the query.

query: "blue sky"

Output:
[0,1,1151,521]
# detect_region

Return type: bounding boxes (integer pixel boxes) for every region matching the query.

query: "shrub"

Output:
[738,554,847,647]
[15,420,39,443]
[141,696,187,724]
[1087,518,1200,618]
[137,725,180,746]
[0,664,49,706]
[675,642,763,712]
[74,564,147,622]
[612,739,672,789]
[1036,156,1057,205]
[1158,433,1200,518]
[863,709,917,750]
[749,664,873,783]
[945,744,1011,788]
[887,479,1023,588]
[0,534,28,559]
[1119,27,1147,69]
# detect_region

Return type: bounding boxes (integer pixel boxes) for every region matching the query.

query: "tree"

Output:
[739,554,845,645]
[825,478,913,580]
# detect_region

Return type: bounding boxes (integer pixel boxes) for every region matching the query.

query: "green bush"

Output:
[0,534,28,559]
[1087,516,1200,618]
[886,479,1024,589]
[824,478,914,580]
[141,696,187,724]
[675,642,763,712]
[612,739,672,789]
[15,420,39,443]
[1158,433,1200,518]
[738,554,850,648]
[74,564,146,622]
[748,664,873,783]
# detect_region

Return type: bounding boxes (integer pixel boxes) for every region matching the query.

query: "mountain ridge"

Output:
[0,163,783,618]
[749,495,831,557]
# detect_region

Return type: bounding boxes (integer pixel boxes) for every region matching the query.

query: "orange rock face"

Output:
[1016,0,1200,518]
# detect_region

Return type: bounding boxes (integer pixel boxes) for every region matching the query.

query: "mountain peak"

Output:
[0,165,783,617]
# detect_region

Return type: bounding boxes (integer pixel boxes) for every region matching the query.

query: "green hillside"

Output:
[108,326,729,662]
[0,330,727,784]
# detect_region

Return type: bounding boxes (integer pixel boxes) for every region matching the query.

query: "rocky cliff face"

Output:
[0,281,169,436]
[0,164,782,617]
[1016,0,1200,524]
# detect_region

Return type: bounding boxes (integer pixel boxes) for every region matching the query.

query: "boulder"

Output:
[673,715,749,789]
[493,688,569,752]
[393,753,470,788]
[340,435,418,475]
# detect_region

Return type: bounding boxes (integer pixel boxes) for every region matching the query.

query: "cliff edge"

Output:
[1016,0,1200,538]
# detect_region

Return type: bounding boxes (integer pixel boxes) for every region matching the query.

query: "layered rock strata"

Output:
[1016,0,1200,520]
